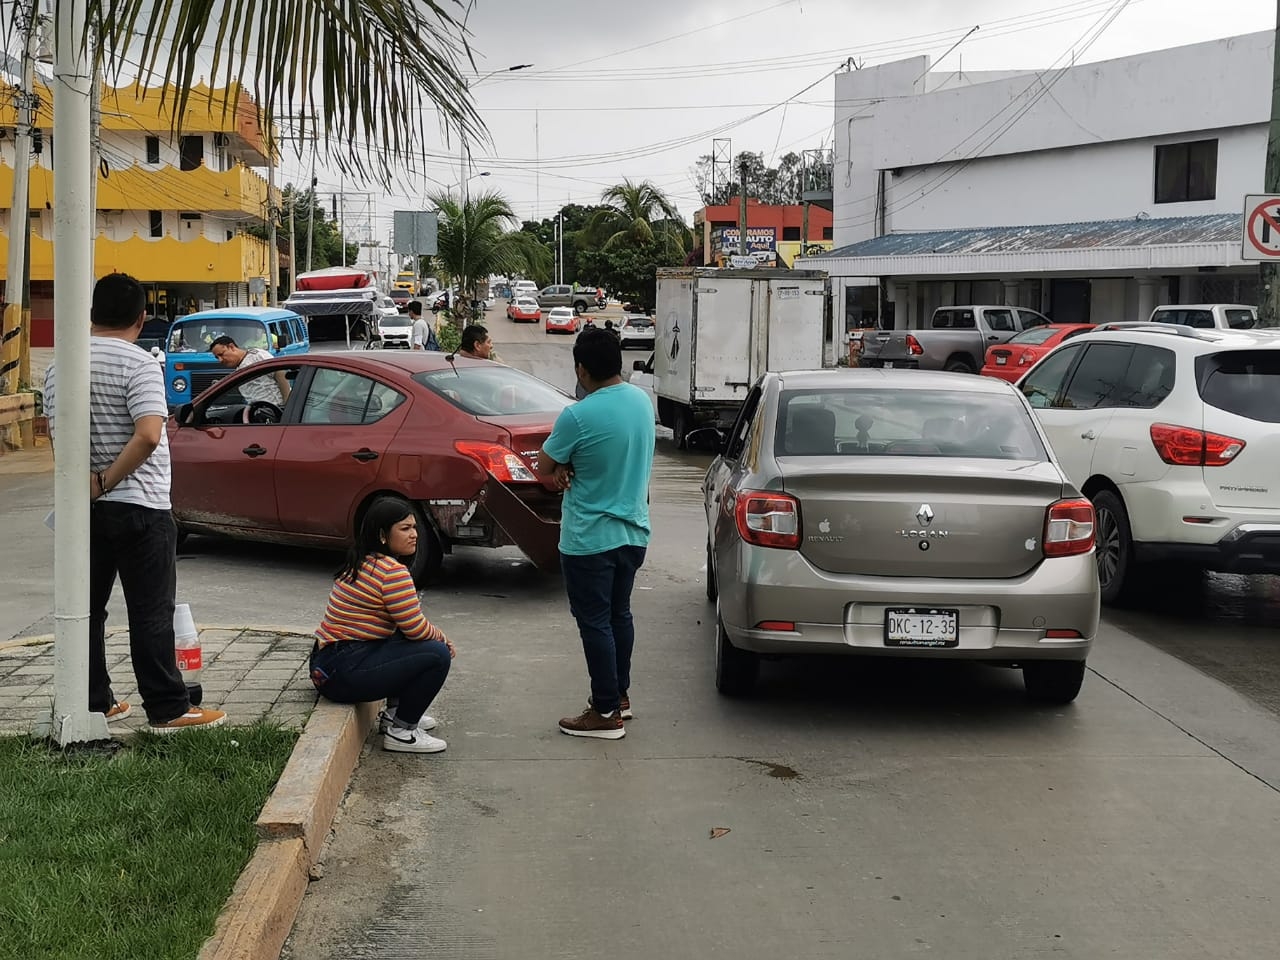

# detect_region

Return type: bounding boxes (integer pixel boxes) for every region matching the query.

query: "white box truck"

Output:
[652,267,828,447]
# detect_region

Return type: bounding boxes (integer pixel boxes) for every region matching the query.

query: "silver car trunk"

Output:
[781,459,1066,579]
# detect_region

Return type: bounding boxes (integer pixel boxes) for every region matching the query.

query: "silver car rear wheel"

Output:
[1022,660,1086,704]
[715,605,758,696]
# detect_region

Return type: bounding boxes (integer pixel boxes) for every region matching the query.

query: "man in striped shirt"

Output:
[44,273,226,734]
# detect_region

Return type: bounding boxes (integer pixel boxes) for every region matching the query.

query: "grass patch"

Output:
[0,724,298,960]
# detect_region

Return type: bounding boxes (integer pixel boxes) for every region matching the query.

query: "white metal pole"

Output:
[1,0,37,399]
[339,175,345,268]
[45,0,108,744]
[267,146,278,305]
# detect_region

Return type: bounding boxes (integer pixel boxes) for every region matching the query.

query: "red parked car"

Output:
[980,323,1095,382]
[167,352,571,581]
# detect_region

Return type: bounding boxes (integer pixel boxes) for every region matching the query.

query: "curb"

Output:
[0,623,316,653]
[197,699,381,960]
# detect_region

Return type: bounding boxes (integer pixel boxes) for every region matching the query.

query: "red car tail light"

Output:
[1150,423,1245,467]
[735,491,801,549]
[905,334,924,356]
[454,440,539,483]
[1019,351,1035,366]
[1044,498,1095,558]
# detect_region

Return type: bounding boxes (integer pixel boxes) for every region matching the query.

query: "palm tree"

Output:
[7,0,485,181]
[586,180,690,257]
[431,190,552,324]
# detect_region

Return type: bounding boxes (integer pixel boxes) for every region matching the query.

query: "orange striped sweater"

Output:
[315,555,444,648]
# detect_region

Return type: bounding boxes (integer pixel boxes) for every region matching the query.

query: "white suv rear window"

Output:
[1196,350,1280,423]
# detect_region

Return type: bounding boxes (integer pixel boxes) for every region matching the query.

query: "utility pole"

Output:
[267,143,278,305]
[339,176,346,268]
[305,159,316,272]
[801,151,810,265]
[1261,0,1280,326]
[558,210,565,285]
[288,193,296,296]
[1,0,40,410]
[738,156,750,257]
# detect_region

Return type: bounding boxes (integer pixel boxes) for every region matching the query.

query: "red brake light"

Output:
[1044,498,1095,558]
[735,491,801,549]
[1019,351,1035,365]
[905,334,924,356]
[1149,423,1245,467]
[453,440,538,483]
[755,620,797,632]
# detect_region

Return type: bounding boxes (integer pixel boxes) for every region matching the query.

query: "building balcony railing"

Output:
[0,161,277,219]
[0,232,271,285]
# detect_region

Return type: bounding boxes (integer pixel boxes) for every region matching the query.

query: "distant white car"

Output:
[618,314,655,350]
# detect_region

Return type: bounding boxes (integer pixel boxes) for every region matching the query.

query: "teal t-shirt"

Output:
[543,382,655,556]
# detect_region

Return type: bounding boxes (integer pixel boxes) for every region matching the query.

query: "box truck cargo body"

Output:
[652,267,827,446]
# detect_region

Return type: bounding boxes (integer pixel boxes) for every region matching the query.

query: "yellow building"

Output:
[0,81,278,344]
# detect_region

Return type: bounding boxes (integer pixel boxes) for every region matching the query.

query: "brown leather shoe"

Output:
[559,706,625,740]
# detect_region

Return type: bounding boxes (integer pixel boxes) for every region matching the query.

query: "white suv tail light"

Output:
[1150,423,1245,467]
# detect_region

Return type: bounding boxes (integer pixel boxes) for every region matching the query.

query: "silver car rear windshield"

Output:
[776,388,1047,460]
[414,366,573,416]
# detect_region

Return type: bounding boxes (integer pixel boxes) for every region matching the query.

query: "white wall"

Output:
[832,31,1272,247]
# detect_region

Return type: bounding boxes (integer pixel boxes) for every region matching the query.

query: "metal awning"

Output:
[803,214,1246,277]
[283,288,378,316]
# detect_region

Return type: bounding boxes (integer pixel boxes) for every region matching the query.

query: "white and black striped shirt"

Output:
[44,336,172,510]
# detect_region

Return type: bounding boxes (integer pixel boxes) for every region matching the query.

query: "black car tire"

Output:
[364,496,443,586]
[1092,489,1133,604]
[672,404,690,450]
[573,302,587,315]
[705,539,718,603]
[715,611,758,697]
[1023,660,1086,704]
[943,357,975,373]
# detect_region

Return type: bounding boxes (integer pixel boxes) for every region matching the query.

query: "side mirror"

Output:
[176,403,195,426]
[684,426,725,453]
[633,359,647,372]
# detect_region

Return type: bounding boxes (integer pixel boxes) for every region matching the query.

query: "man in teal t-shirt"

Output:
[538,328,655,740]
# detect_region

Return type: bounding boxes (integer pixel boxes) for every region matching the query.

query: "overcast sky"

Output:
[277,0,1272,249]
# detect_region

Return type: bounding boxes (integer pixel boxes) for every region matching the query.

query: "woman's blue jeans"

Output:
[310,632,450,726]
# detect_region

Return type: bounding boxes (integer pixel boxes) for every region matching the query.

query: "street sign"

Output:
[729,255,757,269]
[393,210,439,257]
[1242,194,1280,260]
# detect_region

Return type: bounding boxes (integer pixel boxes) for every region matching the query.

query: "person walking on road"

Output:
[407,300,440,351]
[537,327,655,739]
[310,499,456,754]
[44,273,227,733]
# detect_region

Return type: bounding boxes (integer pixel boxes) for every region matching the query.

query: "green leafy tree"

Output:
[577,239,680,313]
[520,203,608,287]
[692,148,832,205]
[585,180,690,259]
[431,190,552,325]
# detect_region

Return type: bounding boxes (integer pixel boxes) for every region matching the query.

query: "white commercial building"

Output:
[800,32,1271,331]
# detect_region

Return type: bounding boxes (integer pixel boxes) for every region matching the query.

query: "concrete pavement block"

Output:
[255,699,381,859]
[196,838,309,960]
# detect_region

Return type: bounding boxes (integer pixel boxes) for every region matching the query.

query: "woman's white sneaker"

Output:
[377,709,437,733]
[382,727,447,754]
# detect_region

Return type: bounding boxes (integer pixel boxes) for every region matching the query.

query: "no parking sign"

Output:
[1242,194,1280,260]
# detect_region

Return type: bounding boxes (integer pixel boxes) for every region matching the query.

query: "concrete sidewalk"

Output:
[0,625,318,734]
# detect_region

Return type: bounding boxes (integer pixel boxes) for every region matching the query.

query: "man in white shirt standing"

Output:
[44,273,227,733]
[407,300,440,351]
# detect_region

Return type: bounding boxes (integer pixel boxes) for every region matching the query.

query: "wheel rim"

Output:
[1095,505,1122,588]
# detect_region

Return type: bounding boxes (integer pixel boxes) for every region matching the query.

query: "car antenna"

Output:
[443,351,461,376]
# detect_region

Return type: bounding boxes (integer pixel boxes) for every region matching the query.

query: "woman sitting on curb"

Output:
[309,500,455,754]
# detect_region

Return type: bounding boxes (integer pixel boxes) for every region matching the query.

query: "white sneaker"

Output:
[382,727,447,754]
[377,708,437,733]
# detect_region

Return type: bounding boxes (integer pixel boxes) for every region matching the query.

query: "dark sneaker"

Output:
[588,695,633,721]
[104,701,131,721]
[149,707,227,735]
[383,727,447,753]
[560,707,625,740]
[377,709,437,734]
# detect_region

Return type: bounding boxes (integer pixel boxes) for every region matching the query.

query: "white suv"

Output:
[1018,323,1280,602]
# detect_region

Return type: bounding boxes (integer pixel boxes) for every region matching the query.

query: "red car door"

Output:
[273,366,412,541]
[169,371,290,530]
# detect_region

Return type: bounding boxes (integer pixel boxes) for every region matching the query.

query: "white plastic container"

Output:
[174,602,202,692]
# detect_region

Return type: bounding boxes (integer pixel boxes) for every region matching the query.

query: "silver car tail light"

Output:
[735,491,801,550]
[1044,498,1095,558]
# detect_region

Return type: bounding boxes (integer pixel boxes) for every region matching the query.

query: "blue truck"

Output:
[164,307,310,407]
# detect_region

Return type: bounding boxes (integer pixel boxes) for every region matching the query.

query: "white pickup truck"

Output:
[1149,303,1257,330]
[858,304,1051,373]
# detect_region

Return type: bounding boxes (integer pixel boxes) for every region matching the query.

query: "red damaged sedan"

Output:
[980,323,1095,382]
[506,296,541,323]
[168,352,570,582]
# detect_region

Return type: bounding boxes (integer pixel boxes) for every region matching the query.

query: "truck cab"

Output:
[165,307,310,407]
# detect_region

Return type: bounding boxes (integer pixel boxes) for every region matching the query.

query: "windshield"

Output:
[1007,326,1058,346]
[168,318,272,353]
[776,388,1047,460]
[414,365,573,416]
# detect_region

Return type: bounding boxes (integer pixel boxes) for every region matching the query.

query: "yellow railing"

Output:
[0,161,276,218]
[0,233,271,285]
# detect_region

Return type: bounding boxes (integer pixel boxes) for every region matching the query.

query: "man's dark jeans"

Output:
[90,501,189,724]
[309,633,451,725]
[560,545,646,716]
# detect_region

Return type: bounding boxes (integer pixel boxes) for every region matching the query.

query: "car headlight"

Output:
[171,377,187,394]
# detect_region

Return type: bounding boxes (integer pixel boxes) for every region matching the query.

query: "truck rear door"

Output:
[766,277,826,373]
[693,279,753,402]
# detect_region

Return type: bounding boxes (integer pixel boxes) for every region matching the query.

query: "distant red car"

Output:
[545,307,579,334]
[981,323,1095,382]
[168,352,572,582]
[507,297,542,322]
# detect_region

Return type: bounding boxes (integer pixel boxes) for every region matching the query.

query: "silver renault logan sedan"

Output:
[703,369,1100,704]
